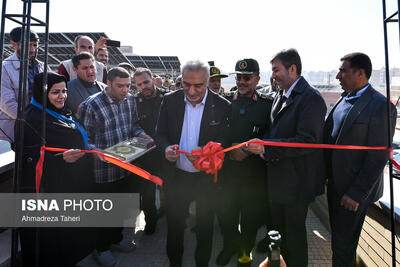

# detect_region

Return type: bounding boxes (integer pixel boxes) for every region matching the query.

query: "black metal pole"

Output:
[11,0,27,263]
[382,0,397,266]
[0,0,7,83]
[41,0,49,145]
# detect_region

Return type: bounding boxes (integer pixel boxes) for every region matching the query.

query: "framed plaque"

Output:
[103,137,156,162]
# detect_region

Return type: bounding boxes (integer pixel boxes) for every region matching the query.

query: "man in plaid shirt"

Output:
[80,67,151,267]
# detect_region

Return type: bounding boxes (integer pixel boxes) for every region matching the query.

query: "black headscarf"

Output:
[33,72,69,115]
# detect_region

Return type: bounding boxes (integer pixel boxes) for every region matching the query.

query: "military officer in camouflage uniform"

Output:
[208,61,228,94]
[133,67,167,234]
[216,58,273,266]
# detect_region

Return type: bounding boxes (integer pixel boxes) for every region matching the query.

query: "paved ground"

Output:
[77,207,332,267]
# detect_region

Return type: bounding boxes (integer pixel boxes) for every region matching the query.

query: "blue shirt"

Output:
[331,84,369,139]
[28,60,40,102]
[80,90,145,183]
[284,77,301,99]
[176,89,208,172]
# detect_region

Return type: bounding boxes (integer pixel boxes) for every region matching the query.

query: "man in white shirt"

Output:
[155,60,231,267]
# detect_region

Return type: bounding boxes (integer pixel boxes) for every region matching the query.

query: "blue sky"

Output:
[1,0,400,73]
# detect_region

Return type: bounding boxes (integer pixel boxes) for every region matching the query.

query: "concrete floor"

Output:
[77,208,332,267]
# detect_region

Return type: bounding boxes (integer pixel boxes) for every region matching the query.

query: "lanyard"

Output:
[30,98,88,149]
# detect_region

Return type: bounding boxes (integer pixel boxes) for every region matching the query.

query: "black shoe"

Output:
[144,222,156,235]
[157,207,165,219]
[237,262,251,267]
[216,249,235,266]
[255,237,269,253]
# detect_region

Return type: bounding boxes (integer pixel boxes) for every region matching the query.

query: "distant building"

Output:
[120,46,133,54]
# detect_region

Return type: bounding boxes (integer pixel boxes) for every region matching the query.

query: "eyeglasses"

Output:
[235,74,253,82]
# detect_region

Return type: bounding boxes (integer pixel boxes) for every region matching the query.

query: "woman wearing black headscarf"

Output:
[19,72,94,267]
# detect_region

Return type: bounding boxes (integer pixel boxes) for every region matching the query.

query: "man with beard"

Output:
[207,61,228,94]
[96,47,109,67]
[216,58,273,266]
[0,27,49,143]
[248,49,326,267]
[133,67,166,234]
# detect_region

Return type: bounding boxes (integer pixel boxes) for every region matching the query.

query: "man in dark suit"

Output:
[155,60,231,267]
[324,52,396,267]
[248,49,326,267]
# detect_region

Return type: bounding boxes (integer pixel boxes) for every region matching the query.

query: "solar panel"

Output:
[2,32,180,75]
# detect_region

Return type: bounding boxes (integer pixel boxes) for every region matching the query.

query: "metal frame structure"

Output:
[0,0,50,266]
[382,0,399,266]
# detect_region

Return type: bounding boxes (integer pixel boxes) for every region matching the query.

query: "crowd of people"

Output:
[0,27,397,267]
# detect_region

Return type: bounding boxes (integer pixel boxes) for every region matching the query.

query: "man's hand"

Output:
[63,149,85,163]
[247,138,265,154]
[165,145,179,162]
[229,144,248,161]
[186,147,201,163]
[95,37,109,52]
[340,194,359,212]
[141,134,153,140]
[259,255,287,267]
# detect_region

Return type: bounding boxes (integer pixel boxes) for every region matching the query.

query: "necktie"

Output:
[273,94,286,118]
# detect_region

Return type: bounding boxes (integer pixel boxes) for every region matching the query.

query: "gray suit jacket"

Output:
[324,85,397,203]
[66,78,106,117]
[263,76,327,204]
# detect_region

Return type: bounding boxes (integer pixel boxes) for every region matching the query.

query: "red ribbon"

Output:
[174,140,397,183]
[192,142,225,183]
[35,146,163,194]
[37,140,399,193]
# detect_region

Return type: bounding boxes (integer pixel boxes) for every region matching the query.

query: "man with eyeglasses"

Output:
[0,27,50,144]
[215,58,273,266]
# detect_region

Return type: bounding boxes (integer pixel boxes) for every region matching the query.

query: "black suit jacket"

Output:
[324,85,396,203]
[264,76,327,204]
[155,89,231,183]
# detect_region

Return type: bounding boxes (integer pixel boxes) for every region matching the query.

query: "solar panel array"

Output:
[2,32,181,75]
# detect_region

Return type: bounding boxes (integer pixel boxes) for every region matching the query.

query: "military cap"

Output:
[208,61,228,79]
[231,58,259,75]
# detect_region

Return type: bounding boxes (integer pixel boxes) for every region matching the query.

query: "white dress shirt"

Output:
[176,90,208,172]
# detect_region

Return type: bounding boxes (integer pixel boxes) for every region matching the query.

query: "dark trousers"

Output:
[95,177,133,252]
[165,169,216,267]
[20,227,94,267]
[217,181,267,255]
[131,176,157,226]
[268,201,309,267]
[328,187,368,267]
[134,154,160,225]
